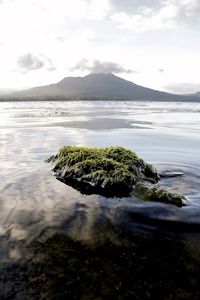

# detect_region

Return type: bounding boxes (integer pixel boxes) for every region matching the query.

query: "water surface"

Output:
[0,100,200,299]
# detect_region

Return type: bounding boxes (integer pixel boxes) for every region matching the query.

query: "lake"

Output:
[0,100,200,299]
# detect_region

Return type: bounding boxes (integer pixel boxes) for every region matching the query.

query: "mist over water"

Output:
[0,100,200,299]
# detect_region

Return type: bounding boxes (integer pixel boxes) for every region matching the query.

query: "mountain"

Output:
[2,73,199,101]
[195,92,200,97]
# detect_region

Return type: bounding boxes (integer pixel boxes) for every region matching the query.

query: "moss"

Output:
[50,146,141,168]
[132,182,187,207]
[47,146,186,206]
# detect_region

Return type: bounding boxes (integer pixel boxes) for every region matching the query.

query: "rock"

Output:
[46,146,187,207]
[132,182,187,207]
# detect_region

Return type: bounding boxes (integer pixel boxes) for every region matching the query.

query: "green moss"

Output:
[132,182,187,207]
[50,146,141,168]
[47,145,186,206]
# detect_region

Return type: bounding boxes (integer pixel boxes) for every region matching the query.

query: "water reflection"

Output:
[0,101,200,233]
[0,101,200,298]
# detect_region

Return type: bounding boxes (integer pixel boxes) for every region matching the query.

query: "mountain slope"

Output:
[3,73,199,101]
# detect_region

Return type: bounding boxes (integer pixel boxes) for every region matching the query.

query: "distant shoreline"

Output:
[0,98,199,103]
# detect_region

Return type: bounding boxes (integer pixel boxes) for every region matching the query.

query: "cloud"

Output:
[165,82,200,94]
[110,0,200,31]
[109,0,160,13]
[72,59,135,74]
[17,53,44,71]
[17,53,55,72]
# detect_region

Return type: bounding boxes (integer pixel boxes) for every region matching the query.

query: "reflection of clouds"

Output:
[1,101,200,133]
[10,225,28,240]
[1,155,199,245]
[3,162,199,247]
[1,101,200,299]
[0,168,123,244]
[0,100,200,246]
[0,127,88,184]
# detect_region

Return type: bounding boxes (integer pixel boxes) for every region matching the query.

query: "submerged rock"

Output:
[46,146,187,207]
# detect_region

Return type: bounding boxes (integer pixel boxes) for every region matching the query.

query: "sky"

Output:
[0,0,200,93]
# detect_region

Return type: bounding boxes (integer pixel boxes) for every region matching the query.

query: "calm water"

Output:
[0,100,200,299]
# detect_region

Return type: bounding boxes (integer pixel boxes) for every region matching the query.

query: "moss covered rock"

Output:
[47,146,187,207]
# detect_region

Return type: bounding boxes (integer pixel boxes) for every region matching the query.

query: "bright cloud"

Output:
[110,0,200,31]
[72,59,134,74]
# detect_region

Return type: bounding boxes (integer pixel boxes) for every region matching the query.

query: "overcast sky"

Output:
[0,0,200,93]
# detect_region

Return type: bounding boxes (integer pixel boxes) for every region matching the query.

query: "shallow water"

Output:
[0,100,200,299]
